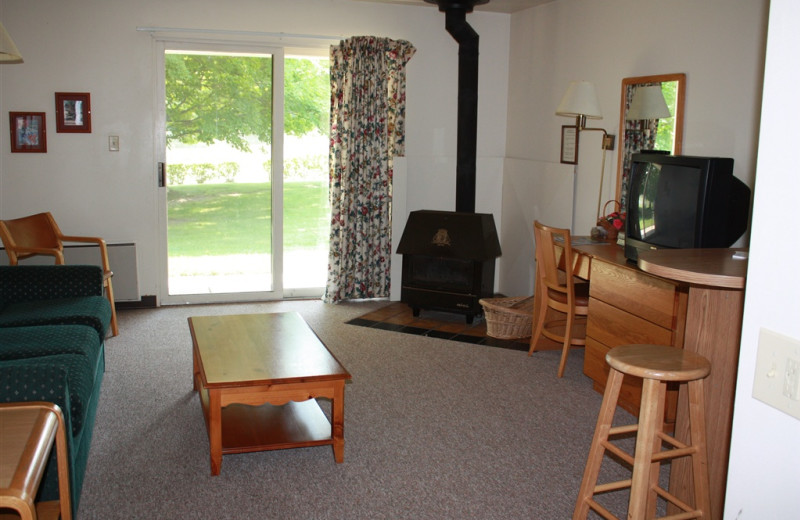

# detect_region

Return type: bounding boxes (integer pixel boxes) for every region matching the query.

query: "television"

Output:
[624,153,751,261]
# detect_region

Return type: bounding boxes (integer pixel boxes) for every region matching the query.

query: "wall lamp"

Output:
[0,21,23,63]
[557,81,615,151]
[556,80,615,226]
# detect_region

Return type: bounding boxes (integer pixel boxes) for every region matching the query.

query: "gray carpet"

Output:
[77,299,636,519]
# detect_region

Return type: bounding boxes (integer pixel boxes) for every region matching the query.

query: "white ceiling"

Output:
[351,0,552,14]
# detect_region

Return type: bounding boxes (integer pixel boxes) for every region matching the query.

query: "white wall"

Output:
[0,0,510,300]
[500,0,768,296]
[724,0,800,516]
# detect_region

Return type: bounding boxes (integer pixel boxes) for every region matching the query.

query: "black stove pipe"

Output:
[444,7,479,214]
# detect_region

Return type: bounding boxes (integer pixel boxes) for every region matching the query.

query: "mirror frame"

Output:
[615,73,686,206]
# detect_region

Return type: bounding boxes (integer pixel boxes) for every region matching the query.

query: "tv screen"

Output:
[624,154,751,261]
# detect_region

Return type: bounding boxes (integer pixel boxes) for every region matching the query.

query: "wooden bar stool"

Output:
[573,344,712,520]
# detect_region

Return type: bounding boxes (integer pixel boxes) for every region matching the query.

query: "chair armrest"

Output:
[58,235,112,274]
[6,246,65,263]
[0,265,105,304]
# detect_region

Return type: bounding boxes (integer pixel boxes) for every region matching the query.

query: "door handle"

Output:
[158,162,166,187]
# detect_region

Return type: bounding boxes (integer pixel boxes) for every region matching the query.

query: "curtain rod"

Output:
[136,26,342,41]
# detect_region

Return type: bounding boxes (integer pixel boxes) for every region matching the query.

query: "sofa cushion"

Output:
[0,296,111,340]
[0,353,98,437]
[0,324,102,364]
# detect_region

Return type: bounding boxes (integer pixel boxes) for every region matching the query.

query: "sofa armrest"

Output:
[0,265,104,305]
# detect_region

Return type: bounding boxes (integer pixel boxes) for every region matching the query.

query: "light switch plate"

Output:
[109,135,119,151]
[753,328,800,420]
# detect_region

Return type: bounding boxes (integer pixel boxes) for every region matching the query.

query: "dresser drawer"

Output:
[587,297,674,348]
[584,337,644,417]
[584,336,678,424]
[590,259,682,329]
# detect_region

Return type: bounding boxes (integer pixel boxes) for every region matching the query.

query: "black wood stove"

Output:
[397,0,501,323]
[397,210,500,323]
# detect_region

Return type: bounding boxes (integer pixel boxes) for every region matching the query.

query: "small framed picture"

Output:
[560,125,578,165]
[55,92,91,133]
[9,112,47,153]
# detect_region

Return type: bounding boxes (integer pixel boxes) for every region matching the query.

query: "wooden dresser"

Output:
[573,243,689,425]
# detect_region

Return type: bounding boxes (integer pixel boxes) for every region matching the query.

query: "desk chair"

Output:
[0,212,119,336]
[528,220,588,377]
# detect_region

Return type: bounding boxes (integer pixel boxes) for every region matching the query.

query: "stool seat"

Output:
[606,344,711,382]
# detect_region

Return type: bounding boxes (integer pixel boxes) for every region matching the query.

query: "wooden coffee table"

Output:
[189,312,351,475]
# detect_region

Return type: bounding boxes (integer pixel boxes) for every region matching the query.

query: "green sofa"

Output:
[0,264,111,517]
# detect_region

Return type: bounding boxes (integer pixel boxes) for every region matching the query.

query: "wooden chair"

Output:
[0,212,119,336]
[528,220,588,377]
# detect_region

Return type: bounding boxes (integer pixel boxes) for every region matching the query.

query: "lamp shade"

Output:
[626,85,670,120]
[0,22,23,63]
[556,81,602,119]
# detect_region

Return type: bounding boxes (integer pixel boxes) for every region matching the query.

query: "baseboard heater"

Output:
[1,242,140,302]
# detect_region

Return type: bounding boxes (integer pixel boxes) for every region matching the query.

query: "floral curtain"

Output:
[323,36,416,303]
[619,83,660,209]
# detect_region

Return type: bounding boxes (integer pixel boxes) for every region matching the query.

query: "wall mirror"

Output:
[616,73,686,208]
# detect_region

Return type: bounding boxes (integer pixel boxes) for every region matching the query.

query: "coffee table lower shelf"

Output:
[198,387,334,456]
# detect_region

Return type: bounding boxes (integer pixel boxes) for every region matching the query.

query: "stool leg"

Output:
[629,377,665,519]
[688,378,712,517]
[646,381,667,519]
[573,368,625,519]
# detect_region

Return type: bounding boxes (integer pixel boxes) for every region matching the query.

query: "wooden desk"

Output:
[638,248,746,289]
[638,248,746,520]
[189,312,352,475]
[550,237,619,280]
[0,402,71,520]
[571,242,689,425]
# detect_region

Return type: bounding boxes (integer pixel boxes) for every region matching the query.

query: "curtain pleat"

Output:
[323,36,415,303]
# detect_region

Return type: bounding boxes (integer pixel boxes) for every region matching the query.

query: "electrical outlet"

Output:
[753,328,800,420]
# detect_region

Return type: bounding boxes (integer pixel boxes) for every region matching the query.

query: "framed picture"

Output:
[9,112,47,153]
[560,125,578,165]
[55,92,91,133]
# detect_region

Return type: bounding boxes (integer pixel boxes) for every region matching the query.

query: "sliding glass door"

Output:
[156,41,330,304]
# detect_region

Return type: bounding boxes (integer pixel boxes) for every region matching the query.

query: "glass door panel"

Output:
[164,50,275,297]
[283,55,330,292]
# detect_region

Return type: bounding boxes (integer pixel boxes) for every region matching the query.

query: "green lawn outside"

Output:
[167,181,330,257]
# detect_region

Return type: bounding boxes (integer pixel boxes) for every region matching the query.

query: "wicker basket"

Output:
[597,200,623,242]
[479,296,535,339]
